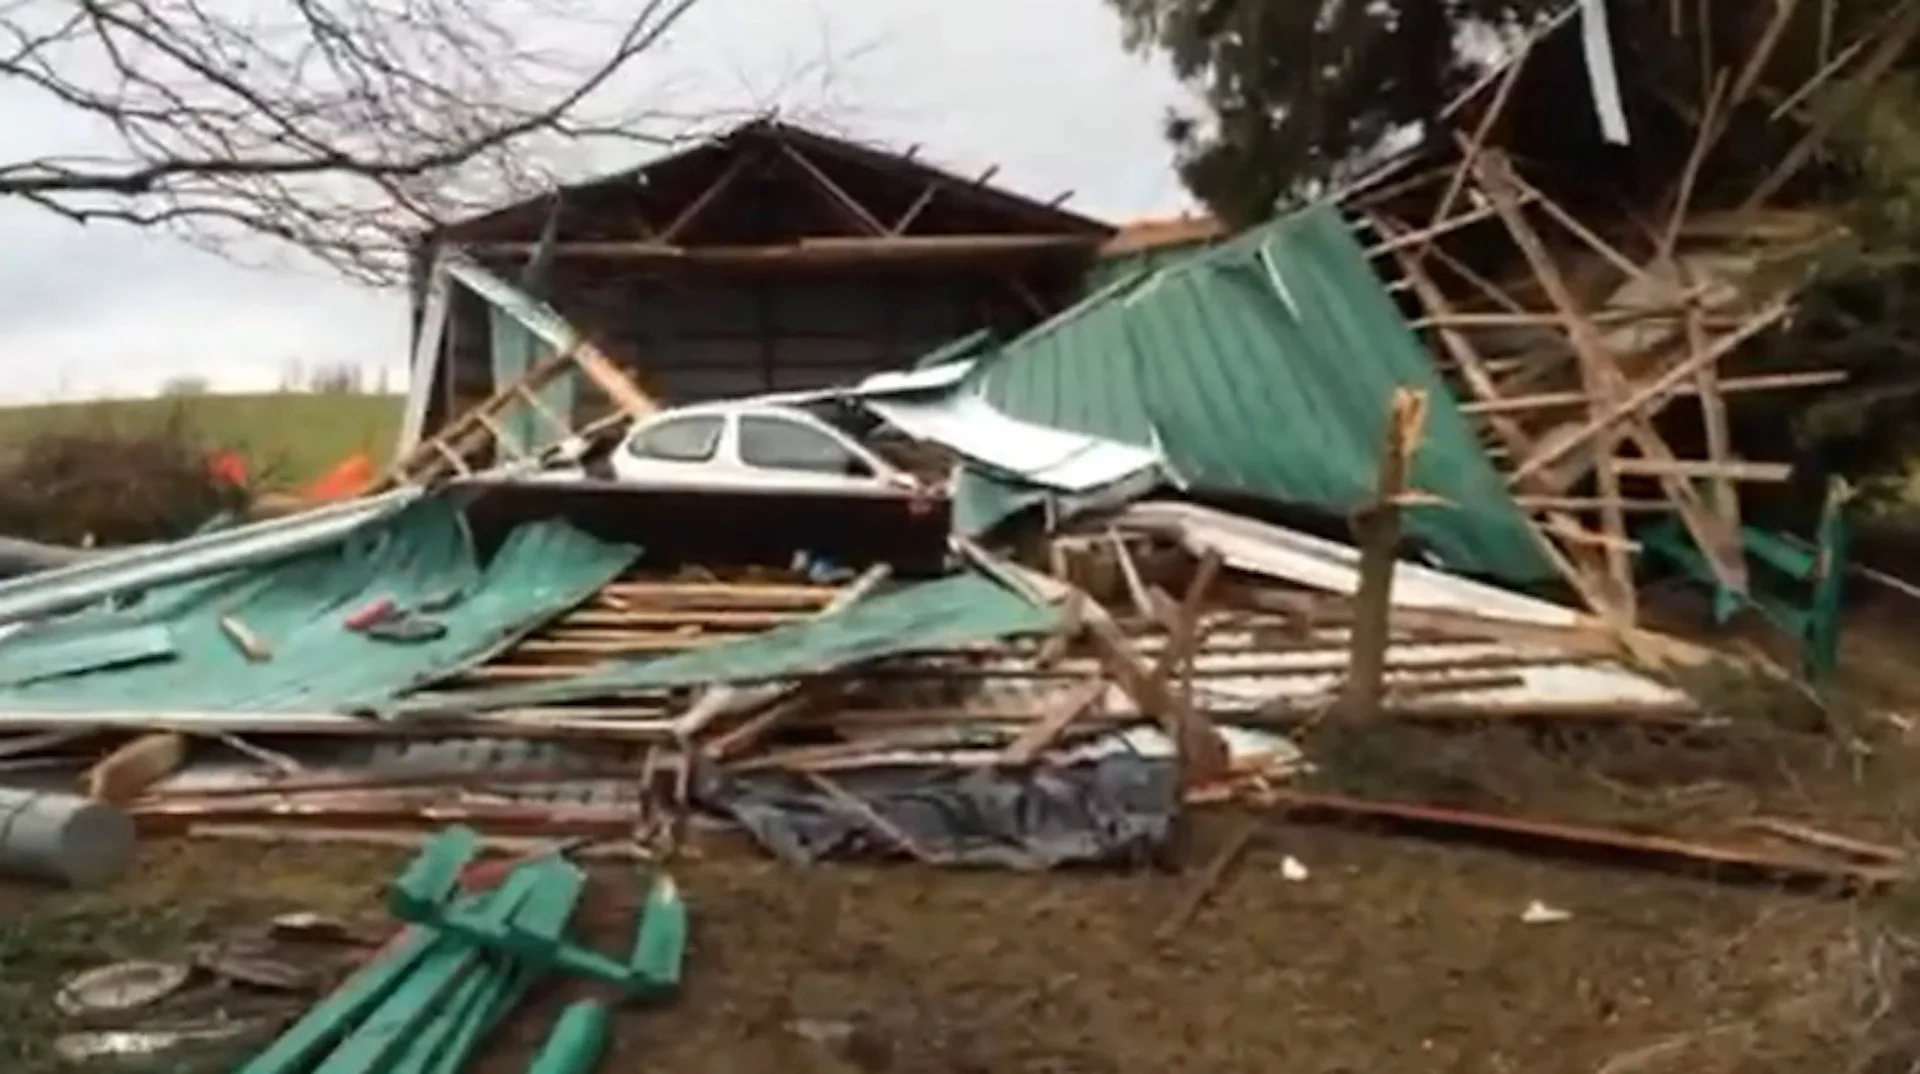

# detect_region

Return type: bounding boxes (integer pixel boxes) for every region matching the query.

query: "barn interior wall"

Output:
[438,263,1025,415]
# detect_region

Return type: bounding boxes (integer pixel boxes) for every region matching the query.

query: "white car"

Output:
[553,400,928,497]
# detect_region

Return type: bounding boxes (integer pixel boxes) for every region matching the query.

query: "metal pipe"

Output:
[0,788,135,887]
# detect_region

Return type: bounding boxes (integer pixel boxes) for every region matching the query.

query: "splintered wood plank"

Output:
[999,679,1107,766]
[1339,390,1425,721]
[570,343,659,419]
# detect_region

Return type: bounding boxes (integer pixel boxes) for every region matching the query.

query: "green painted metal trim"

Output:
[390,825,480,917]
[525,1001,612,1074]
[314,871,539,1074]
[628,875,688,997]
[385,954,511,1074]
[233,927,444,1074]
[1643,477,1852,684]
[390,828,675,992]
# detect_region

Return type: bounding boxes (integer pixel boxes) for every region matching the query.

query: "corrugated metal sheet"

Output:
[863,394,1160,492]
[1080,237,1216,296]
[909,627,1691,719]
[969,204,1551,583]
[1119,501,1578,627]
[0,496,637,715]
[396,569,1061,716]
[0,489,422,629]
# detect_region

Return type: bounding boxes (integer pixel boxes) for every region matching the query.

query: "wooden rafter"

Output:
[659,153,750,243]
[778,141,889,236]
[1342,0,1907,629]
[893,181,940,234]
[1743,0,1920,210]
[1473,153,1641,614]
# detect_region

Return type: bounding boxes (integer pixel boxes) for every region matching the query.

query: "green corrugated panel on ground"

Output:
[979,203,1549,582]
[396,568,1059,716]
[0,496,638,714]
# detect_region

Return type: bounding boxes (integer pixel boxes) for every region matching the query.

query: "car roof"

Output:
[639,399,821,422]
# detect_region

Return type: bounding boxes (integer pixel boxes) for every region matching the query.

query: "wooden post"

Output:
[1339,389,1428,721]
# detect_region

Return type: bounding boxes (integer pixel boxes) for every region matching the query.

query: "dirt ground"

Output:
[6,600,1920,1073]
[0,814,1876,1074]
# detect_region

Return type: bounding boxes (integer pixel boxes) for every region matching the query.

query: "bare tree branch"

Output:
[0,0,711,281]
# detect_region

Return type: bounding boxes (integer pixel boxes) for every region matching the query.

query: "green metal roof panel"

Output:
[978,204,1550,582]
[1080,239,1215,297]
[396,568,1060,716]
[910,329,996,371]
[951,466,1048,537]
[0,496,637,714]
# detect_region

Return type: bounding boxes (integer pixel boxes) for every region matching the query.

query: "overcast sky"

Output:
[0,0,1191,402]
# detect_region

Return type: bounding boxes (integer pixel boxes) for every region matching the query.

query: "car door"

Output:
[608,412,728,487]
[734,412,897,494]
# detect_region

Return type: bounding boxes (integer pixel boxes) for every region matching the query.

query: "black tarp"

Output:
[693,755,1180,870]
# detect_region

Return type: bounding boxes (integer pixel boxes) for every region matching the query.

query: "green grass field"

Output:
[0,392,405,486]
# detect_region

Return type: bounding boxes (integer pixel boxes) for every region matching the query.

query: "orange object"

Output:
[304,453,374,502]
[207,450,249,489]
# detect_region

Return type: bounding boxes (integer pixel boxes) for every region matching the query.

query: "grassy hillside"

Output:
[0,392,405,486]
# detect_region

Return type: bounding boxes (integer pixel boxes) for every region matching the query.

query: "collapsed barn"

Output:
[9,6,1920,1069]
[404,119,1112,440]
[1331,0,1903,651]
[385,2,1900,678]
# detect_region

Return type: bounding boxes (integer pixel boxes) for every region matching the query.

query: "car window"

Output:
[738,415,872,476]
[626,415,722,462]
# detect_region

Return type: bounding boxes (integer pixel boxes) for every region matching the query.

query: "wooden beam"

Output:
[779,141,890,236]
[1363,195,1537,258]
[1688,302,1743,544]
[469,234,1097,261]
[1373,215,1531,456]
[1540,519,1643,553]
[659,153,749,243]
[1744,0,1920,209]
[892,180,940,234]
[1472,152,1639,615]
[999,679,1106,766]
[1412,41,1531,267]
[1463,370,1846,414]
[1504,298,1791,484]
[1610,458,1793,482]
[1517,496,1675,512]
[1340,389,1427,722]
